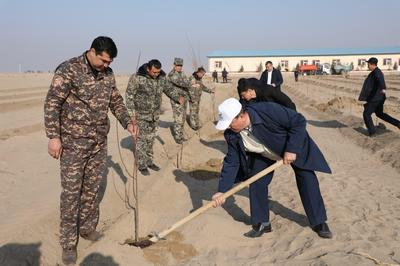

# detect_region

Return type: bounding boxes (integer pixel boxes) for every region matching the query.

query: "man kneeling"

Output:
[212,98,333,239]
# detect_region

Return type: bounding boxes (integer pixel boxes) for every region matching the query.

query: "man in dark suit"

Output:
[260,61,283,90]
[358,57,400,136]
[212,98,332,239]
[237,78,296,110]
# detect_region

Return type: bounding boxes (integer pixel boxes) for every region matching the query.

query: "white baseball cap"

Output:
[215,98,242,130]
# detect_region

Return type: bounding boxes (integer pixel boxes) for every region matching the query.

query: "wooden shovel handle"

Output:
[149,160,284,242]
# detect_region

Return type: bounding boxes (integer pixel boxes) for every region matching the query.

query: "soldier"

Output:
[44,36,138,265]
[222,68,228,83]
[188,66,215,130]
[125,59,184,175]
[167,58,200,144]
[212,69,218,83]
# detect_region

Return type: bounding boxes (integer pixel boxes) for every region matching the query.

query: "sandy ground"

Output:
[1,72,400,266]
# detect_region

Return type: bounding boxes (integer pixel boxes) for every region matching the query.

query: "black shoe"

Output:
[62,246,77,265]
[377,123,386,130]
[312,222,333,239]
[148,163,161,171]
[139,167,150,176]
[243,223,272,238]
[80,230,103,242]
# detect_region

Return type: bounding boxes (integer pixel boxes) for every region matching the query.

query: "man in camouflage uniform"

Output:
[188,67,215,130]
[167,58,200,144]
[44,36,137,265]
[125,59,184,176]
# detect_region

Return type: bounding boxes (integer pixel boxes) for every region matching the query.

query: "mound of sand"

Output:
[313,96,361,112]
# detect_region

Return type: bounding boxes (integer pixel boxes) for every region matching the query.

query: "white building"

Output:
[207,47,400,72]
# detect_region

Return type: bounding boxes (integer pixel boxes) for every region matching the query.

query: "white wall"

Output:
[208,53,400,72]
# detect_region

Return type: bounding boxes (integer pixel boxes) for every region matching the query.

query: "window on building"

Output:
[215,61,222,68]
[332,59,341,65]
[358,59,366,66]
[383,58,392,66]
[312,60,320,66]
[280,60,289,68]
[300,60,308,65]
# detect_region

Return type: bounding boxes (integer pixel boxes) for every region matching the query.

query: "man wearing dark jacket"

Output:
[358,57,400,136]
[212,98,332,239]
[237,78,296,110]
[260,61,283,90]
[126,59,184,175]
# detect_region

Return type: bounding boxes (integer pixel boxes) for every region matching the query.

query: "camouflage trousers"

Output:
[136,119,157,169]
[170,99,187,142]
[188,98,201,130]
[59,135,107,249]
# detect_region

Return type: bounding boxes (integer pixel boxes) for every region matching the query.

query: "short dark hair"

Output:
[90,36,118,58]
[265,61,273,65]
[237,78,260,95]
[147,59,162,69]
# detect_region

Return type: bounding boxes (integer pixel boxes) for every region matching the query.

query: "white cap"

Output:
[215,98,242,130]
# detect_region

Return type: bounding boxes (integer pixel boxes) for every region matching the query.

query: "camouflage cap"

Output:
[174,57,183,66]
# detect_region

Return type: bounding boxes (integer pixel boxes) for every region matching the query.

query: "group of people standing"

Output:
[43,36,399,265]
[125,57,214,175]
[212,68,229,83]
[44,36,214,264]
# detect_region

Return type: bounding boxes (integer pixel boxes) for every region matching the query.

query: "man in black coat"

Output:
[260,61,283,91]
[212,70,218,83]
[358,57,400,136]
[222,68,228,83]
[237,78,296,110]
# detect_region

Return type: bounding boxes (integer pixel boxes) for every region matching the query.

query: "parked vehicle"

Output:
[318,63,331,75]
[330,63,353,75]
[298,64,318,75]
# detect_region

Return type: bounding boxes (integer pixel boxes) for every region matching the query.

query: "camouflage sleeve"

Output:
[187,76,196,100]
[44,63,71,139]
[125,74,138,118]
[200,81,213,93]
[168,72,191,90]
[162,77,182,102]
[109,76,131,129]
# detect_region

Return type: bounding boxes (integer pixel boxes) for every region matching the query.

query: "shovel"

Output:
[130,159,284,248]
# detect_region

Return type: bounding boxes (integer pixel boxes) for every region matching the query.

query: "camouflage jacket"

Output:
[167,69,192,101]
[125,63,182,121]
[188,73,213,101]
[44,52,131,139]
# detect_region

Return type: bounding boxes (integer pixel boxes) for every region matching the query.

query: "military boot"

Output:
[80,230,103,242]
[62,246,77,265]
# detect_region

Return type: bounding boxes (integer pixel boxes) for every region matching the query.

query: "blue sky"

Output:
[1,0,399,73]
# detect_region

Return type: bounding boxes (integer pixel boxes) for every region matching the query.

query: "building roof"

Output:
[207,47,400,58]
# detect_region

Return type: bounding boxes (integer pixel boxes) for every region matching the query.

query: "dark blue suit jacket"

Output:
[359,67,386,102]
[218,102,331,192]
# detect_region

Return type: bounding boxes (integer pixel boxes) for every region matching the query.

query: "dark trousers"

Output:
[248,157,327,226]
[363,100,400,135]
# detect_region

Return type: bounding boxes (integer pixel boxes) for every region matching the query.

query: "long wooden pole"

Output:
[149,160,284,242]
